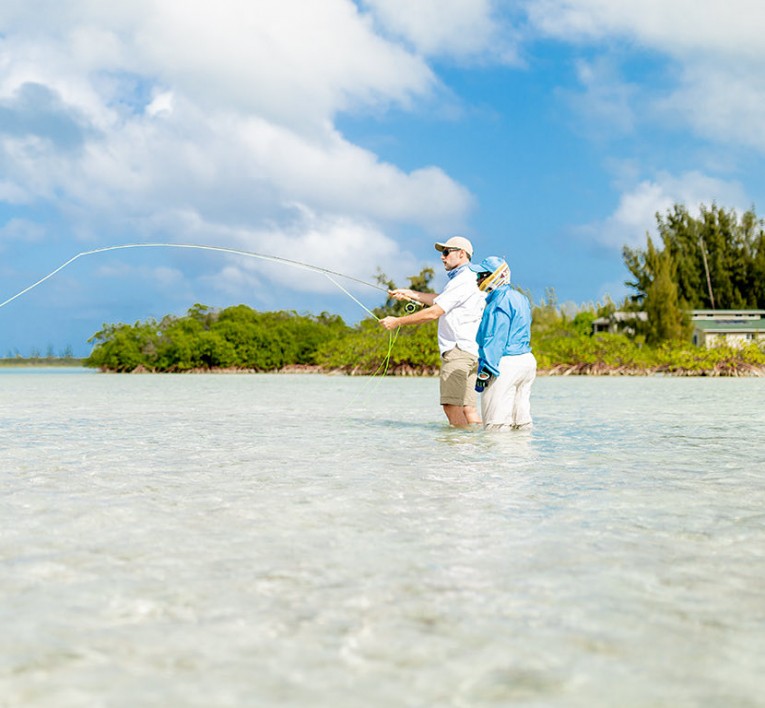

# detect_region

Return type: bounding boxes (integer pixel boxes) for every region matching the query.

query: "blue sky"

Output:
[2,0,764,356]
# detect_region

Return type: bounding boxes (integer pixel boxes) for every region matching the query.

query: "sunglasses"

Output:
[441,248,461,256]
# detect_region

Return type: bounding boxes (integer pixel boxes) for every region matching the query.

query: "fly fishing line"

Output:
[0,242,392,316]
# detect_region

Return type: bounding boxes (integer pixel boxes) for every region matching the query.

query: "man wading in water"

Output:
[379,236,485,427]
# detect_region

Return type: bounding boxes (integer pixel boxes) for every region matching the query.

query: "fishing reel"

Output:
[404,301,419,313]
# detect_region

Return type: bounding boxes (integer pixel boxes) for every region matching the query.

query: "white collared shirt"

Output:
[433,266,485,356]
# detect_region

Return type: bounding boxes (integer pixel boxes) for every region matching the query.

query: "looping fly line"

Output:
[0,242,394,320]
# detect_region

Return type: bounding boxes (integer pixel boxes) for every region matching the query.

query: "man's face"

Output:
[440,248,464,271]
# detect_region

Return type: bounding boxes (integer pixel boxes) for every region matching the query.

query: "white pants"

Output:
[482,352,537,430]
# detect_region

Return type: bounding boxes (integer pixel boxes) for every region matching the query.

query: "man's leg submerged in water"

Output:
[442,404,481,427]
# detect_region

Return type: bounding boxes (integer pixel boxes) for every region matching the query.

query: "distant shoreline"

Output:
[86,363,765,377]
[5,358,763,377]
[0,358,84,368]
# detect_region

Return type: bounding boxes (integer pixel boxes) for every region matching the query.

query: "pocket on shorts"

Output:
[442,346,476,364]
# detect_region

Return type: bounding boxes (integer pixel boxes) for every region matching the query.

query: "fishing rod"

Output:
[0,242,422,317]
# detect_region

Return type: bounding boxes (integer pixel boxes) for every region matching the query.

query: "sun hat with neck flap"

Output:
[468,256,511,292]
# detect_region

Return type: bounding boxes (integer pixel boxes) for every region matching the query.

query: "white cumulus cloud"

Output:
[526,0,765,151]
[587,171,748,249]
[526,0,765,57]
[362,0,520,63]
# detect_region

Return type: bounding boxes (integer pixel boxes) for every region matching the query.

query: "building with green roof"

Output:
[691,310,765,348]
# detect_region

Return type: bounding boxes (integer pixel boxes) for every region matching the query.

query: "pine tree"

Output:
[751,230,765,308]
[643,244,687,344]
[623,203,765,318]
[656,204,704,307]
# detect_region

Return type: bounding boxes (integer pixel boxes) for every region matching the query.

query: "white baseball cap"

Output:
[434,236,474,258]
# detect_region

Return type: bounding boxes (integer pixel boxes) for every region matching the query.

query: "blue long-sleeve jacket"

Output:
[476,285,532,377]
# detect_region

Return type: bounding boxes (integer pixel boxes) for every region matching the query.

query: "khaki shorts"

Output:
[440,347,478,407]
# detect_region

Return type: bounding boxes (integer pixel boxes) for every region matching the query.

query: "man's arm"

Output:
[379,304,445,330]
[388,289,438,307]
[478,303,512,377]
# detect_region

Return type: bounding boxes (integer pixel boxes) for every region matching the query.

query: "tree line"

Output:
[86,304,348,372]
[623,203,765,342]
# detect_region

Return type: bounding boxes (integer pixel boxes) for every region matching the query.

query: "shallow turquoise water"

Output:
[1,372,764,706]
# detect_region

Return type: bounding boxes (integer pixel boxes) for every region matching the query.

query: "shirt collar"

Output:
[446,264,468,280]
